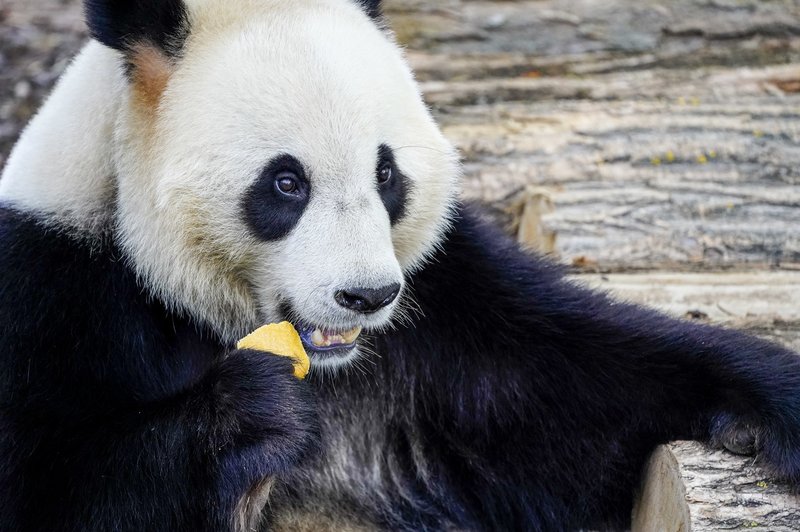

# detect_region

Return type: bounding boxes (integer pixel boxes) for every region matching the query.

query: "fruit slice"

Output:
[236,321,310,380]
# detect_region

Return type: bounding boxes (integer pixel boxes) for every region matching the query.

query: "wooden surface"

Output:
[579,271,800,351]
[385,0,800,273]
[2,0,800,529]
[634,442,800,531]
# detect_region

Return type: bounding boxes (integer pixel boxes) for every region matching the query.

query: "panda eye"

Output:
[378,162,393,185]
[244,155,310,241]
[376,144,406,225]
[275,172,300,196]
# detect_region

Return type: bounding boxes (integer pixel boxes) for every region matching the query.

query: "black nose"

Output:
[334,283,401,314]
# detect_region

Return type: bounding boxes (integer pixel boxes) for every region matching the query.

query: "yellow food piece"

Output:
[237,322,310,379]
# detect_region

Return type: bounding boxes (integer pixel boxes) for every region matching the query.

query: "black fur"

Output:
[84,0,189,55]
[3,200,800,531]
[243,154,312,242]
[377,144,409,225]
[0,207,318,531]
[355,0,383,20]
[277,202,800,530]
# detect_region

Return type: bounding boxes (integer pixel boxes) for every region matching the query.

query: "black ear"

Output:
[84,0,189,56]
[355,0,383,20]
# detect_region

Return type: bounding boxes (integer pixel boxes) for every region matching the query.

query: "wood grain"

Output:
[384,0,800,272]
[634,442,800,531]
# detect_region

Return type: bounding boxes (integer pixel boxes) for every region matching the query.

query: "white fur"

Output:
[0,42,125,234]
[2,0,461,358]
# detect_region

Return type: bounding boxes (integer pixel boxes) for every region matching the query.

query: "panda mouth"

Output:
[296,324,363,355]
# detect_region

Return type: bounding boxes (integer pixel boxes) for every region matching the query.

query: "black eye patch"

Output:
[377,144,409,225]
[241,155,310,241]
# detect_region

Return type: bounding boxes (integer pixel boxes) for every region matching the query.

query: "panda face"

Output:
[112,0,460,367]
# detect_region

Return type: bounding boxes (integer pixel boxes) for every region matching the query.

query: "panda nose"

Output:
[334,284,401,314]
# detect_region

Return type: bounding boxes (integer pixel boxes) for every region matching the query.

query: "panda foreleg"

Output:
[187,348,321,531]
[11,349,317,532]
[385,203,800,529]
[134,348,320,532]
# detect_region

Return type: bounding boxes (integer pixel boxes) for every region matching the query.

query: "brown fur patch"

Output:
[130,43,174,109]
[182,200,256,310]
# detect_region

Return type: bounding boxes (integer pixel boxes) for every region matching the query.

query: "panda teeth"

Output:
[311,329,326,346]
[341,326,363,344]
[310,326,363,347]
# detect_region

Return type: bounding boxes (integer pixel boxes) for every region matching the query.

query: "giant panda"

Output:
[2,0,800,530]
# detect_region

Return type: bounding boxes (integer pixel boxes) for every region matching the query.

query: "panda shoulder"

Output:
[0,206,136,348]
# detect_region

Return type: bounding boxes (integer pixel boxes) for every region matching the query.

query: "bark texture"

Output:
[634,442,800,531]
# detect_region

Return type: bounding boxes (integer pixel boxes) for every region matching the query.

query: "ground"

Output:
[3,0,800,528]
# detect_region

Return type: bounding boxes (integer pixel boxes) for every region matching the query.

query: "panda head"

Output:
[88,0,460,367]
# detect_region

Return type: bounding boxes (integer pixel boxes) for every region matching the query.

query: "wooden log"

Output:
[633,442,800,531]
[437,92,800,273]
[577,270,800,318]
[385,0,800,272]
[574,271,800,351]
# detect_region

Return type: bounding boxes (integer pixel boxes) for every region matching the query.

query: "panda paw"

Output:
[213,349,320,472]
[712,412,800,482]
[757,427,800,483]
[711,415,759,456]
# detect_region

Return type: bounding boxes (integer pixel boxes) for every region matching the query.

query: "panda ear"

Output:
[355,0,383,20]
[84,0,190,57]
[84,0,189,105]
